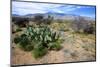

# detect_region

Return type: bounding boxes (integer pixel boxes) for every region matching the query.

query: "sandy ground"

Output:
[11,31,96,65]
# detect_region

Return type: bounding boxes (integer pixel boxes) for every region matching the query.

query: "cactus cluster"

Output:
[14,25,63,58]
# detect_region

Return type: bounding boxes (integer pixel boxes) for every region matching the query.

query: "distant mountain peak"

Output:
[12,14,20,16]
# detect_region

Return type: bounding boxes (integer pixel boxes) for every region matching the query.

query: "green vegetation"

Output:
[32,44,48,58]
[14,36,21,44]
[14,25,63,58]
[16,28,22,32]
[14,34,33,51]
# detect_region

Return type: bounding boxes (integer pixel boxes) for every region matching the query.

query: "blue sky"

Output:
[12,1,96,18]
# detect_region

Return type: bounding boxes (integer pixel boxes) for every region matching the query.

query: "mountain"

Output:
[12,14,20,16]
[46,12,66,16]
[12,13,95,21]
[44,12,83,20]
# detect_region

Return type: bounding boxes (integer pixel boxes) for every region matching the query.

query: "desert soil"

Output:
[11,31,96,65]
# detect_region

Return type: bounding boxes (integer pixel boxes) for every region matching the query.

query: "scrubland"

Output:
[11,15,96,65]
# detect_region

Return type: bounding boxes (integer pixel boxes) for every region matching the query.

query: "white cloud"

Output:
[50,5,80,14]
[12,1,63,15]
[12,1,95,18]
[12,1,83,15]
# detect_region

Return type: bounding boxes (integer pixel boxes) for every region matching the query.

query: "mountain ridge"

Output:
[12,13,95,21]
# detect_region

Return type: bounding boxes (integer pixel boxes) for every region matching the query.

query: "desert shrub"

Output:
[33,15,44,24]
[83,23,95,34]
[16,28,22,32]
[48,41,62,50]
[32,44,48,58]
[19,34,34,51]
[14,26,63,58]
[14,34,33,51]
[33,14,53,25]
[59,27,66,31]
[26,26,61,48]
[12,17,16,22]
[72,17,86,31]
[13,17,29,27]
[72,16,96,34]
[48,38,64,50]
[43,15,53,24]
[23,45,34,51]
[19,34,30,46]
[14,36,21,44]
[12,23,19,33]
[51,21,70,32]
